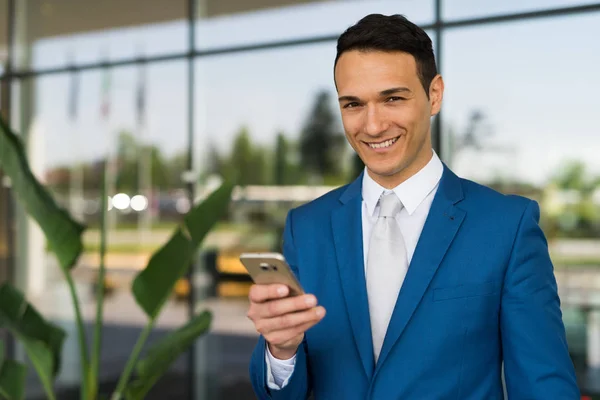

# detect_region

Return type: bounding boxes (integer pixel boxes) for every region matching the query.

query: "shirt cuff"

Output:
[265,344,297,390]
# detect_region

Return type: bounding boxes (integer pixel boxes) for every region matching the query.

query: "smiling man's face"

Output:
[335,50,444,188]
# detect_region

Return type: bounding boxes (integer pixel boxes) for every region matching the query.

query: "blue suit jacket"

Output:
[250,165,580,399]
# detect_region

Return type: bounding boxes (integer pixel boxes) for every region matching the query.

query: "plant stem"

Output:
[64,271,90,399]
[90,159,109,398]
[41,382,57,400]
[110,321,154,400]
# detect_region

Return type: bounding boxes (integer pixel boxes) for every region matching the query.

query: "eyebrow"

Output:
[381,87,411,96]
[338,87,412,102]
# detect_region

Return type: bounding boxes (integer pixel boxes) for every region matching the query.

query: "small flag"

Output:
[67,52,79,121]
[136,61,146,125]
[100,64,111,120]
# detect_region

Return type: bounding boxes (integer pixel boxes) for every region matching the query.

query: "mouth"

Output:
[364,136,401,151]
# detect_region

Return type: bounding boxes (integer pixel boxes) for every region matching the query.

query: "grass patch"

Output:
[84,221,253,234]
[553,258,600,268]
[83,243,159,254]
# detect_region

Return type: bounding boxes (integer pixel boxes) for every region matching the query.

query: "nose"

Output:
[364,105,389,137]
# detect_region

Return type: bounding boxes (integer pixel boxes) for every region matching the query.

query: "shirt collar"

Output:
[362,150,444,217]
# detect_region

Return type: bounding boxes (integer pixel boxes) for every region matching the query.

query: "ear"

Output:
[429,74,444,116]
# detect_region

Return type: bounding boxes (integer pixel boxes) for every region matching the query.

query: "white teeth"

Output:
[368,137,398,149]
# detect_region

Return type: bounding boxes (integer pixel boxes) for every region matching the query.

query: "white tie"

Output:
[366,192,408,363]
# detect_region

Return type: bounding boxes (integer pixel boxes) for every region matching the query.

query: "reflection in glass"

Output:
[443,0,599,20]
[196,0,433,49]
[194,42,355,397]
[442,13,600,391]
[195,43,358,185]
[13,0,187,70]
[27,61,191,397]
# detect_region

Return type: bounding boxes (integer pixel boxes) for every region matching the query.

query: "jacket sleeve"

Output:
[249,208,312,399]
[500,200,580,398]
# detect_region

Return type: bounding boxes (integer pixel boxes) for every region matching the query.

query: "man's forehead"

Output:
[336,62,417,92]
[336,49,418,68]
[335,51,418,82]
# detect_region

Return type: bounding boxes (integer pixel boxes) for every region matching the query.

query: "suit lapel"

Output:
[374,165,466,374]
[331,173,375,379]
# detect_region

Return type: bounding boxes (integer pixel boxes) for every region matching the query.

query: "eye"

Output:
[386,96,405,102]
[343,102,361,109]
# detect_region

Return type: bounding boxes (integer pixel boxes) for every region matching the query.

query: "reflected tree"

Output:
[223,126,269,185]
[350,153,364,180]
[274,132,292,185]
[299,90,346,182]
[549,160,600,237]
[114,131,169,192]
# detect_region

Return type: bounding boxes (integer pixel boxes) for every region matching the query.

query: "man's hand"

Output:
[247,284,326,360]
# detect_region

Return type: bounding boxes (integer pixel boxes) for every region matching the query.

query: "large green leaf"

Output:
[0,116,85,270]
[124,311,212,400]
[21,339,56,400]
[132,181,234,319]
[0,359,27,400]
[183,181,234,246]
[0,340,27,400]
[131,229,194,319]
[0,284,66,377]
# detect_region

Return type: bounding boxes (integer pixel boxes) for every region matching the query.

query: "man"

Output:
[247,14,580,399]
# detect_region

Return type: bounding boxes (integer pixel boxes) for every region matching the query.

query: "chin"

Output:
[365,157,403,173]
[366,164,402,178]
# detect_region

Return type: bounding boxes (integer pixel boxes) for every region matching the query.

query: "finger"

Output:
[258,306,325,335]
[248,284,289,303]
[266,313,326,346]
[259,294,318,318]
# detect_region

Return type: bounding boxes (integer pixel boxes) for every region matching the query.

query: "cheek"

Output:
[398,108,428,141]
[341,116,362,141]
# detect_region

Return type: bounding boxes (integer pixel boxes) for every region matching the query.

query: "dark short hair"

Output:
[334,14,438,97]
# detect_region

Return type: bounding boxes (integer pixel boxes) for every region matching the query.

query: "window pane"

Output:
[196,0,433,50]
[193,42,343,398]
[443,0,599,21]
[13,0,187,71]
[442,14,600,390]
[22,61,191,397]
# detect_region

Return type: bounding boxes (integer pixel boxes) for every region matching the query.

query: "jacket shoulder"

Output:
[459,177,533,216]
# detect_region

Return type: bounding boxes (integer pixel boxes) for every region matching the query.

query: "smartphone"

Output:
[239,252,304,296]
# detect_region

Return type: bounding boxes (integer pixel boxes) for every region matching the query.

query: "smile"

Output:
[366,136,400,149]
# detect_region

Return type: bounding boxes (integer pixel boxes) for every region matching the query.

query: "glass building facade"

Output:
[1,0,599,398]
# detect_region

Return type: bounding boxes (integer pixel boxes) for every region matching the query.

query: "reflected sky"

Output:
[27,1,600,187]
[442,0,599,20]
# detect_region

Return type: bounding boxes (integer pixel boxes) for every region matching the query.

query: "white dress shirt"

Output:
[265,150,444,389]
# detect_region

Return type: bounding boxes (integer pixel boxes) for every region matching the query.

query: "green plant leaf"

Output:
[132,181,234,319]
[22,339,56,400]
[0,116,85,270]
[0,284,66,376]
[19,337,55,399]
[183,181,235,247]
[131,229,194,319]
[0,360,27,400]
[0,340,27,400]
[125,311,212,399]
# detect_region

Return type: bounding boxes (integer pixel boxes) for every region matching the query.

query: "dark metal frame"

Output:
[185,1,197,397]
[1,1,599,398]
[0,0,16,363]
